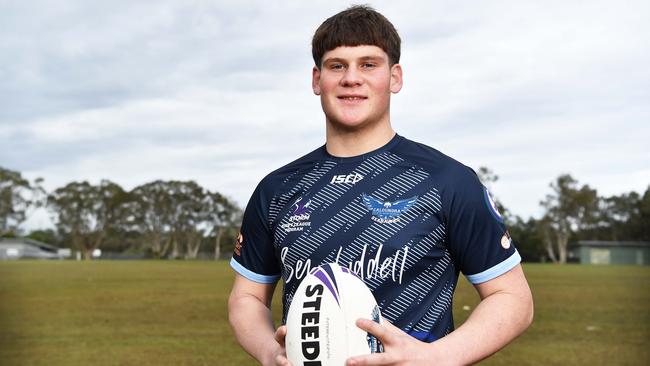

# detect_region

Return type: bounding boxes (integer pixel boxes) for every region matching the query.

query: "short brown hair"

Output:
[311,5,401,68]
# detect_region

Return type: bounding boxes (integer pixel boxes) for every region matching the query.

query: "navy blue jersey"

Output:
[231,134,520,342]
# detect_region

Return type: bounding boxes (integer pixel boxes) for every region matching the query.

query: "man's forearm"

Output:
[228,294,279,364]
[433,286,534,365]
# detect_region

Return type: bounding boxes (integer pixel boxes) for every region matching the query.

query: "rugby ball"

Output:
[285,262,383,365]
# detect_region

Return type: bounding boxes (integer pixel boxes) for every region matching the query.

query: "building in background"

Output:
[573,241,650,265]
[0,238,70,260]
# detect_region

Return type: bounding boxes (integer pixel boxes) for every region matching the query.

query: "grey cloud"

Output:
[2,0,649,230]
[1,1,314,125]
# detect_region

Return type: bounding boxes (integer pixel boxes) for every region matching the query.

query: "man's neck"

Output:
[325,120,396,157]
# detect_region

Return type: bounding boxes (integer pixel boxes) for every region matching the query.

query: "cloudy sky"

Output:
[1,0,648,230]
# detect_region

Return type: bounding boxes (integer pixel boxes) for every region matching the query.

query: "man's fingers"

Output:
[275,354,292,366]
[346,352,395,366]
[355,318,391,342]
[274,325,287,346]
[379,317,400,332]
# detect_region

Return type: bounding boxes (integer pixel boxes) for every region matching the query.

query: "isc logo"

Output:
[330,173,364,184]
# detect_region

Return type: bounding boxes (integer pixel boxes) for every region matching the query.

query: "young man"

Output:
[229,5,533,366]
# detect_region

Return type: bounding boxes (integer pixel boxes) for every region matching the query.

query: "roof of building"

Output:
[0,238,59,250]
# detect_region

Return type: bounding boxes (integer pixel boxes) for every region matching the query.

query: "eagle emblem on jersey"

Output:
[362,193,418,223]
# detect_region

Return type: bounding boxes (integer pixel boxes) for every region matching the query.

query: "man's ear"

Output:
[312,66,321,95]
[390,63,403,94]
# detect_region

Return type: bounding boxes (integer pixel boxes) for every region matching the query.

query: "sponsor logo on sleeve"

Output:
[234,233,243,256]
[501,231,512,249]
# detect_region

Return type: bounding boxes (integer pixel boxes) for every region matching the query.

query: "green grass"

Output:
[0,261,648,365]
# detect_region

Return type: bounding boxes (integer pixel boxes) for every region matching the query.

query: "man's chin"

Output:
[326,118,371,133]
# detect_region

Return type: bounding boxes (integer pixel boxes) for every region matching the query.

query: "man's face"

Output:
[312,45,402,131]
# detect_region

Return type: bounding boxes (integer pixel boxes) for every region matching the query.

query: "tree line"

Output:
[1,166,241,260]
[477,167,650,263]
[1,166,648,262]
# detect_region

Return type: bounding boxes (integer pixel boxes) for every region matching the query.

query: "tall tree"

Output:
[168,181,209,259]
[597,192,641,241]
[0,166,44,235]
[636,186,650,240]
[206,192,242,260]
[601,186,650,241]
[540,174,599,263]
[130,181,175,259]
[130,180,216,259]
[48,180,127,259]
[507,216,546,262]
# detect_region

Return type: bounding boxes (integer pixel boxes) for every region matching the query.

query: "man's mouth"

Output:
[338,96,367,101]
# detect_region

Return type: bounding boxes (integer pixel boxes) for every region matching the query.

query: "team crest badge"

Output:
[281,196,313,233]
[292,197,312,216]
[483,187,504,223]
[362,193,418,223]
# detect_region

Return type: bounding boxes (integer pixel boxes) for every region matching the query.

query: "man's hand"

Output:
[345,318,448,366]
[269,325,292,366]
[228,274,292,365]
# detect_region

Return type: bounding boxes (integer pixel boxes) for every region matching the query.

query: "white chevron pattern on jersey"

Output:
[364,221,446,292]
[267,160,338,227]
[410,278,455,332]
[381,251,453,322]
[275,152,405,265]
[284,166,429,270]
[272,151,404,247]
[326,184,439,274]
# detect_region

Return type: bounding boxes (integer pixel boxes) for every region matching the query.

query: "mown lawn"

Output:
[0,261,648,365]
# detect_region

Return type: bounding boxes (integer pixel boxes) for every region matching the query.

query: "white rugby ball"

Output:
[285,262,383,365]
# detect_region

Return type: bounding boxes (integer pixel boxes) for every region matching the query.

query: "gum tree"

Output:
[540,174,599,263]
[0,166,45,236]
[48,180,127,259]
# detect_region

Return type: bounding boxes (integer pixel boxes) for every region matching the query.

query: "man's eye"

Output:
[362,63,376,68]
[330,64,344,70]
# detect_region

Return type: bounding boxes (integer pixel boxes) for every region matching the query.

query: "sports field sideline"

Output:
[0,261,648,365]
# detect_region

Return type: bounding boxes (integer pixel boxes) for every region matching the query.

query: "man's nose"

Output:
[340,66,363,87]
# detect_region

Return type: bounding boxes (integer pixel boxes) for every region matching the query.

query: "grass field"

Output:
[0,261,648,365]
